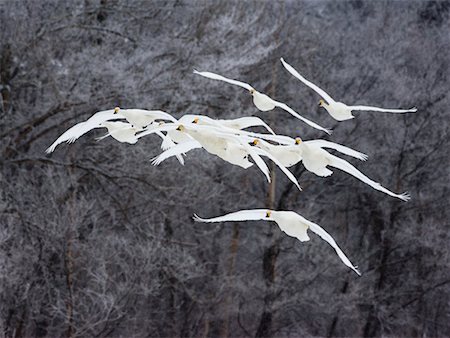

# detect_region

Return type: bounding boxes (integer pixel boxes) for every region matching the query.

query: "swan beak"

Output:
[114,107,120,114]
[176,125,185,131]
[266,211,271,218]
[249,88,255,95]
[193,118,199,124]
[252,139,259,146]
[318,100,324,107]
[295,137,302,145]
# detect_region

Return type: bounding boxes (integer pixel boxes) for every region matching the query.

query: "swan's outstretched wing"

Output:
[194,70,254,91]
[216,127,294,145]
[303,217,361,276]
[242,132,294,145]
[136,123,179,139]
[273,101,333,135]
[210,131,271,182]
[140,109,178,122]
[240,142,271,183]
[220,116,276,135]
[304,140,368,161]
[154,130,187,165]
[349,105,417,113]
[251,146,302,191]
[328,154,410,201]
[280,58,335,104]
[155,131,174,151]
[46,109,121,153]
[151,140,201,166]
[193,209,269,223]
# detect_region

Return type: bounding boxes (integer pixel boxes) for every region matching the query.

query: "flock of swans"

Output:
[47,58,416,276]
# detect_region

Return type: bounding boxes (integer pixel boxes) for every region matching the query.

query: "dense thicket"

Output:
[1,1,449,337]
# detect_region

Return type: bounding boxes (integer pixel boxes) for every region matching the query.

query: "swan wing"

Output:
[305,218,361,276]
[280,58,335,103]
[45,109,120,153]
[328,154,410,201]
[220,116,276,135]
[305,140,368,161]
[274,101,332,135]
[193,209,269,223]
[241,142,271,183]
[252,146,302,191]
[193,70,254,91]
[349,105,417,113]
[141,109,178,122]
[151,140,201,166]
[136,123,179,139]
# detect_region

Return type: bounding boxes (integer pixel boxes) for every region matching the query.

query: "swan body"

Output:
[252,139,303,167]
[186,126,254,169]
[252,91,276,111]
[116,108,177,128]
[300,142,334,176]
[98,121,138,144]
[320,101,355,121]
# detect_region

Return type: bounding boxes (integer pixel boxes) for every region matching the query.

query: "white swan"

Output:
[45,108,123,153]
[193,209,361,276]
[45,107,177,153]
[96,121,138,144]
[254,137,409,201]
[193,70,331,134]
[280,58,417,121]
[252,137,368,166]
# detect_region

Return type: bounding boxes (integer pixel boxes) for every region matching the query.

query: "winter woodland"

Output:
[1,1,449,337]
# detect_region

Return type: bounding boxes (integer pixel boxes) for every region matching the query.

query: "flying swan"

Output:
[280,58,417,121]
[193,70,331,134]
[193,209,361,276]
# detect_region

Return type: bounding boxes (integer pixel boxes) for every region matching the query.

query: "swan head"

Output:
[192,117,199,124]
[265,210,271,218]
[176,125,185,132]
[114,107,120,114]
[295,137,302,145]
[318,99,325,107]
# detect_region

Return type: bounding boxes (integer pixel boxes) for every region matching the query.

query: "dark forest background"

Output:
[1,1,449,337]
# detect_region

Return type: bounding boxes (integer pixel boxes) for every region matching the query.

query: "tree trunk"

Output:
[65,233,74,338]
[255,50,281,337]
[220,223,240,338]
